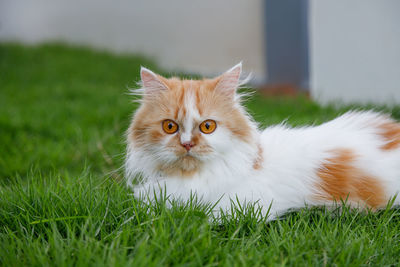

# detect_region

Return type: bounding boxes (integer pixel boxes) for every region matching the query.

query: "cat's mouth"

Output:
[175,150,212,163]
[176,151,203,164]
[157,154,200,177]
[175,148,195,157]
[181,152,196,159]
[177,147,212,156]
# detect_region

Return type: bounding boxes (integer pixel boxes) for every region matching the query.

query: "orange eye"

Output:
[162,120,179,134]
[199,120,217,134]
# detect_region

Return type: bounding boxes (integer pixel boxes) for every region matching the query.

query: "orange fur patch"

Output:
[316,149,386,208]
[253,144,263,170]
[378,122,400,150]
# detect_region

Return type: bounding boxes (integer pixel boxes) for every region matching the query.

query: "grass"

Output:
[1,43,400,266]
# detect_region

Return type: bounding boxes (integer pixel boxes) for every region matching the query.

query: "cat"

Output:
[125,63,400,220]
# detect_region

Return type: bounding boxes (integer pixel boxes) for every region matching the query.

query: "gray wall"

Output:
[309,0,400,104]
[0,0,265,78]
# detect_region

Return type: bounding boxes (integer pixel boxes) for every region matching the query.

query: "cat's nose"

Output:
[181,141,195,152]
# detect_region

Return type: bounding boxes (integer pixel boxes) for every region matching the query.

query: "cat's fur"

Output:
[125,63,400,219]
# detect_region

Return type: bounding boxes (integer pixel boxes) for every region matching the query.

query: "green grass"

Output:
[1,43,400,266]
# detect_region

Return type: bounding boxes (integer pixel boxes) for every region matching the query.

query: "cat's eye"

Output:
[199,120,217,134]
[162,120,179,134]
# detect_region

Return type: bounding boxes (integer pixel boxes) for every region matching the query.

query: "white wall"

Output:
[0,0,265,78]
[310,0,400,104]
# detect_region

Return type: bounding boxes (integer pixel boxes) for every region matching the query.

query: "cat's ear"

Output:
[140,67,169,94]
[214,62,242,99]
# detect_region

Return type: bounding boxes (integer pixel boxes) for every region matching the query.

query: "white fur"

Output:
[125,67,400,220]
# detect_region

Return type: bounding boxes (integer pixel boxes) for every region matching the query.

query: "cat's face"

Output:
[128,64,255,177]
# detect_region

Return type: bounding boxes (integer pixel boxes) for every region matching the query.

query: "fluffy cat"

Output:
[125,63,400,219]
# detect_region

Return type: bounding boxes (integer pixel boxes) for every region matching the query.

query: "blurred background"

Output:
[1,0,400,104]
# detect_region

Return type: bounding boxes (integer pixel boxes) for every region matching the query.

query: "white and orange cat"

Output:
[125,63,400,219]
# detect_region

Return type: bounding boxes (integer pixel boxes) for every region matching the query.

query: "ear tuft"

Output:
[140,67,168,93]
[215,62,242,98]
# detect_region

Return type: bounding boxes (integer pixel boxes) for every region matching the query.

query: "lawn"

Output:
[1,43,400,266]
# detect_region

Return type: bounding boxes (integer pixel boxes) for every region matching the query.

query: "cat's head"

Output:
[127,63,258,178]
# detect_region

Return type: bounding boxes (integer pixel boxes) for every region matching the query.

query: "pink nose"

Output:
[181,142,195,151]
